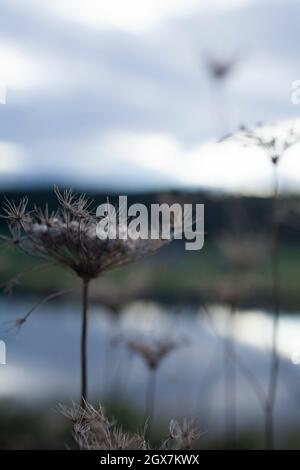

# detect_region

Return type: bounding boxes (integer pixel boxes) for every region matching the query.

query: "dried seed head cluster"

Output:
[224,123,300,165]
[126,336,186,370]
[59,403,147,450]
[1,188,171,282]
[2,197,30,240]
[60,403,202,451]
[206,56,237,81]
[168,417,202,450]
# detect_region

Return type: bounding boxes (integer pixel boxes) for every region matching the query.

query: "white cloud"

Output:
[0,142,25,174]
[17,0,252,33]
[1,0,300,194]
[230,56,296,100]
[0,40,73,93]
[0,42,42,91]
[38,123,300,194]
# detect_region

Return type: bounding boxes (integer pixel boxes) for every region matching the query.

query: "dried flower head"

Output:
[2,188,171,282]
[59,403,147,450]
[2,197,30,231]
[126,336,186,370]
[60,402,202,451]
[168,417,202,450]
[34,204,60,227]
[206,56,237,81]
[223,123,300,165]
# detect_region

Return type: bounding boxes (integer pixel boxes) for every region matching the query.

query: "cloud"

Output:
[89,131,274,193]
[21,123,300,195]
[0,0,300,193]
[0,141,25,174]
[8,0,252,33]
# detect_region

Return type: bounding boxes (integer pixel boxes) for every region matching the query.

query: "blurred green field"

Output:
[1,400,300,450]
[1,241,300,312]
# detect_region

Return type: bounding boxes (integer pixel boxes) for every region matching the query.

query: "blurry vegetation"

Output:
[2,187,300,450]
[2,237,300,311]
[0,401,73,450]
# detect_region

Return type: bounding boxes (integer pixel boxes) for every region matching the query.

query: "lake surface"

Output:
[1,298,300,436]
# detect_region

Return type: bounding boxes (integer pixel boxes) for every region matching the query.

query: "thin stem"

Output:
[210,79,229,137]
[202,302,267,439]
[81,280,89,408]
[224,302,237,448]
[144,368,157,439]
[265,165,280,450]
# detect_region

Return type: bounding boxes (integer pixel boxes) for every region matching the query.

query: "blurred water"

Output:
[1,298,300,436]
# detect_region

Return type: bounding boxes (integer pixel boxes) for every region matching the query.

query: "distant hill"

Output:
[0,186,299,242]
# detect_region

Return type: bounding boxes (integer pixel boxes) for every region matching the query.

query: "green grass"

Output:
[1,241,300,311]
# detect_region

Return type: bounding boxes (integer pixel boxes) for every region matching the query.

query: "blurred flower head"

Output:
[224,123,300,166]
[205,56,238,81]
[126,336,187,370]
[169,417,202,450]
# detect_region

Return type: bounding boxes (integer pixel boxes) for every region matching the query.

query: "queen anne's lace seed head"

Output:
[2,188,172,282]
[222,123,300,166]
[60,402,201,450]
[59,403,148,450]
[126,336,187,370]
[169,417,201,450]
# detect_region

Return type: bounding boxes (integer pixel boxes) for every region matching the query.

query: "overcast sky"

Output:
[0,0,300,194]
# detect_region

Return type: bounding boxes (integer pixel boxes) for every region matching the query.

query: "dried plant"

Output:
[1,188,172,407]
[125,336,187,436]
[166,417,202,450]
[205,56,237,82]
[224,123,300,165]
[201,302,267,442]
[222,123,300,449]
[127,337,184,370]
[60,403,202,451]
[214,231,268,446]
[204,54,239,134]
[59,402,148,450]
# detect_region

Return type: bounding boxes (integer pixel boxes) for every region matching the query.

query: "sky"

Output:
[0,0,300,194]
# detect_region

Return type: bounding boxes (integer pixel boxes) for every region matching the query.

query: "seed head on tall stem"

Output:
[1,188,173,408]
[214,232,268,447]
[223,123,300,449]
[125,336,187,438]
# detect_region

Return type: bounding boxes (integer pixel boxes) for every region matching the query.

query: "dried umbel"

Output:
[2,188,170,282]
[1,188,173,408]
[126,336,185,370]
[167,418,202,450]
[59,403,148,450]
[220,122,300,449]
[124,336,187,437]
[223,123,300,165]
[205,56,237,81]
[60,403,202,451]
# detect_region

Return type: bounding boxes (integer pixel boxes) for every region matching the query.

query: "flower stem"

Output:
[265,165,280,450]
[144,369,157,439]
[224,302,237,448]
[81,280,89,408]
